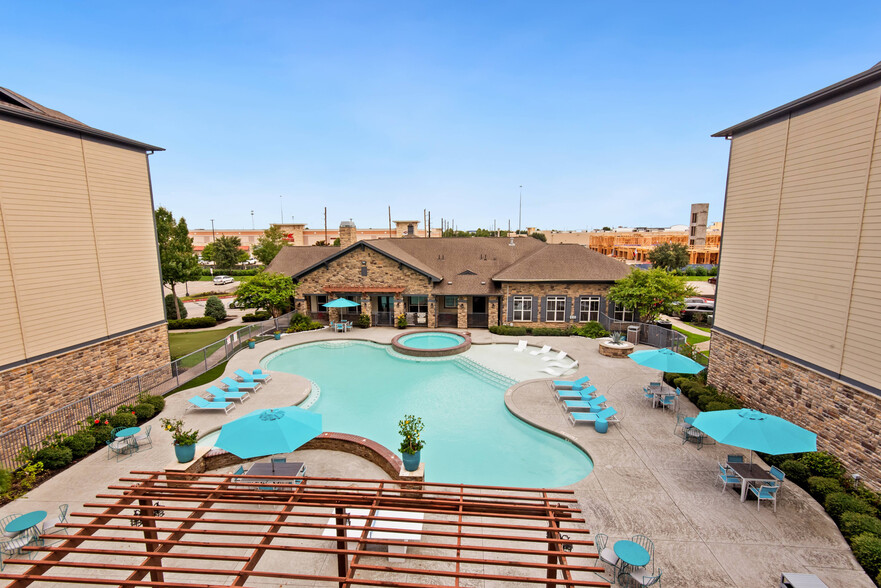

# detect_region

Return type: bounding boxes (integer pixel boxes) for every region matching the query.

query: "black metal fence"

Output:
[0,312,295,471]
[596,312,686,350]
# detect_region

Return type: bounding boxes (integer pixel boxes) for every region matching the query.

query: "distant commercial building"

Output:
[709,61,881,488]
[0,88,168,432]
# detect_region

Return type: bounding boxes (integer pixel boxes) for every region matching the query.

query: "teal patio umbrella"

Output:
[629,348,705,374]
[692,408,817,463]
[322,298,360,308]
[215,407,322,460]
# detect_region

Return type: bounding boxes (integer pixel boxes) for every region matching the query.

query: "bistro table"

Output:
[727,462,777,502]
[613,539,650,581]
[5,510,47,535]
[115,427,141,452]
[244,462,306,490]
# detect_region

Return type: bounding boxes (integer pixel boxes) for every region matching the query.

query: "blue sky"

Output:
[3,2,880,232]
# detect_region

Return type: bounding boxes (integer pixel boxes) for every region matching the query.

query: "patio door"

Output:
[374,296,393,326]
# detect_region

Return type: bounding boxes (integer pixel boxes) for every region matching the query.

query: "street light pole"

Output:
[251,210,254,230]
[280,195,284,224]
[518,186,522,233]
[210,218,215,241]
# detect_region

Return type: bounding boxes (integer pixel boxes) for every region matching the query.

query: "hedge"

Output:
[851,533,881,579]
[488,325,574,336]
[807,476,845,503]
[841,512,881,541]
[825,492,877,524]
[242,311,271,322]
[167,317,217,330]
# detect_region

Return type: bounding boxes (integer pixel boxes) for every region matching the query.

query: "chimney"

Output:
[339,220,357,248]
[394,220,420,238]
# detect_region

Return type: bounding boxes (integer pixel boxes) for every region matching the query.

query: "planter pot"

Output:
[248,341,256,349]
[174,443,196,463]
[401,450,421,472]
[274,333,281,340]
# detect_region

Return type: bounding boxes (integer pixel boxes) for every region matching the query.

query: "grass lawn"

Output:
[168,361,227,394]
[677,275,713,282]
[169,326,241,360]
[673,326,710,346]
[683,321,712,332]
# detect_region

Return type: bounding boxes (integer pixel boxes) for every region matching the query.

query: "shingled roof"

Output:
[0,87,164,152]
[269,236,630,293]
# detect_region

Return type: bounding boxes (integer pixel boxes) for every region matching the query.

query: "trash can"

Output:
[627,325,640,344]
[655,320,672,330]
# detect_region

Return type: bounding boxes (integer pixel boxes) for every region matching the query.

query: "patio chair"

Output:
[221,377,261,392]
[673,412,694,434]
[561,395,607,413]
[42,504,69,537]
[553,376,591,390]
[234,368,272,383]
[110,426,126,440]
[643,386,656,405]
[749,481,781,512]
[657,391,677,411]
[631,534,655,573]
[271,457,287,464]
[625,568,662,587]
[530,345,552,356]
[0,527,40,570]
[541,350,567,362]
[770,466,786,487]
[554,384,597,402]
[205,386,251,404]
[187,396,236,414]
[541,361,578,377]
[727,454,744,463]
[133,425,153,449]
[568,406,618,426]
[106,438,134,461]
[594,533,619,576]
[717,463,742,494]
[514,340,527,352]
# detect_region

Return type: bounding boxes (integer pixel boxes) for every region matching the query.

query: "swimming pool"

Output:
[259,341,592,487]
[398,332,465,349]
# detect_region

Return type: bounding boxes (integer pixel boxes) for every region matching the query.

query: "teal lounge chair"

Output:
[553,376,591,390]
[205,386,251,404]
[187,396,236,414]
[221,377,261,392]
[562,395,607,413]
[568,406,618,426]
[234,369,272,383]
[554,384,597,402]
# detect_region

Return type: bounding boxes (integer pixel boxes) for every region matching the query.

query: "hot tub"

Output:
[391,330,471,357]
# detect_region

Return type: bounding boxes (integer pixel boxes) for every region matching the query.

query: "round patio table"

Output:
[115,427,141,439]
[613,540,650,568]
[5,510,47,534]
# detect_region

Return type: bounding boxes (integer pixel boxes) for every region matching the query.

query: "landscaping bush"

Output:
[489,325,529,336]
[287,321,324,333]
[0,469,11,495]
[807,476,845,503]
[357,313,371,328]
[288,313,312,328]
[802,451,845,480]
[841,512,881,541]
[33,446,73,470]
[141,394,166,413]
[851,533,881,579]
[704,401,732,412]
[109,413,137,429]
[134,403,156,421]
[164,294,187,319]
[825,492,877,524]
[242,311,271,322]
[575,321,609,338]
[204,296,227,321]
[531,327,572,336]
[62,431,96,459]
[779,459,810,486]
[167,317,217,329]
[708,265,719,276]
[692,266,708,276]
[89,423,113,445]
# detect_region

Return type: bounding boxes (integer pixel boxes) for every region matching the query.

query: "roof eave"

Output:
[711,63,881,138]
[292,241,442,282]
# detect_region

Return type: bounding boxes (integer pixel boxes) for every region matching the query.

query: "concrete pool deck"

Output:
[0,327,870,586]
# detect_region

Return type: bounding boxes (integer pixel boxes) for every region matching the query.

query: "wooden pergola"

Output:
[0,471,610,587]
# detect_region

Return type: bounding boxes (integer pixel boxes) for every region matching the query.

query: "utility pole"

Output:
[423,209,426,237]
[324,207,328,244]
[251,210,254,230]
[428,211,431,238]
[388,206,392,238]
[279,195,284,224]
[518,185,522,233]
[210,219,216,241]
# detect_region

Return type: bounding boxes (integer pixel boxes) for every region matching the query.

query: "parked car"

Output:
[245,257,258,265]
[213,275,234,285]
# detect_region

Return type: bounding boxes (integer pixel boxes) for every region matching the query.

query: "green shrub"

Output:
[531,327,571,336]
[141,394,166,413]
[704,401,731,412]
[62,431,96,459]
[89,423,113,445]
[851,533,881,579]
[289,313,311,327]
[825,492,877,524]
[165,293,187,319]
[855,487,881,513]
[488,325,529,336]
[708,266,719,276]
[780,459,810,486]
[807,476,845,503]
[134,403,156,420]
[33,445,73,470]
[167,317,217,330]
[841,512,881,541]
[204,296,227,321]
[109,413,138,429]
[0,469,11,494]
[242,311,271,322]
[802,451,845,480]
[576,321,609,338]
[357,313,371,328]
[693,266,708,276]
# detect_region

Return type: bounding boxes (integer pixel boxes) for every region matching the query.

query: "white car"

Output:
[213,275,234,285]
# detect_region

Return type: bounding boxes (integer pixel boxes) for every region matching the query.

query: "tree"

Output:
[213,235,242,268]
[530,232,547,242]
[234,272,296,317]
[204,296,227,321]
[155,207,201,319]
[601,226,612,231]
[607,268,695,323]
[332,237,341,246]
[200,242,215,262]
[164,293,187,319]
[312,240,328,246]
[648,242,690,272]
[252,226,287,265]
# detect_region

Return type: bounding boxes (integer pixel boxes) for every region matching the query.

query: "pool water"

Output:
[260,342,592,487]
[398,332,465,350]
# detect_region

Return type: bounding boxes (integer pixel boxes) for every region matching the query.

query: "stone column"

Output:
[294,298,307,316]
[457,297,468,329]
[427,297,437,328]
[394,297,405,324]
[360,295,372,324]
[328,298,340,323]
[488,296,499,328]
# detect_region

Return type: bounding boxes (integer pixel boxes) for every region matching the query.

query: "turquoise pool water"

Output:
[398,332,465,350]
[260,342,592,487]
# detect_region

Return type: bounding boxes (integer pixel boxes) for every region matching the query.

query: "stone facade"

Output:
[499,282,615,329]
[457,298,468,328]
[0,324,170,433]
[296,247,433,298]
[488,296,499,328]
[709,331,881,491]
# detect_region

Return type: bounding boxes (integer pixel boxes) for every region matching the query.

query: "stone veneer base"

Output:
[708,330,880,491]
[390,330,472,357]
[598,341,635,357]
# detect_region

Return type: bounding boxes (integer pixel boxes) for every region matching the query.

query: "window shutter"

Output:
[507,296,514,322]
[537,296,544,322]
[565,297,572,323]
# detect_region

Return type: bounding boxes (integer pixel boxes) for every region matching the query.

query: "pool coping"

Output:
[390,329,472,357]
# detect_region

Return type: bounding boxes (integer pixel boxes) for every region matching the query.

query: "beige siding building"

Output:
[709,62,881,487]
[0,88,168,432]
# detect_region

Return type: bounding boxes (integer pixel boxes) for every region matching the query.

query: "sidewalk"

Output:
[661,314,712,352]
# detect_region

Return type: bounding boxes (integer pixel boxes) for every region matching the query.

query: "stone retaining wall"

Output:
[708,331,881,491]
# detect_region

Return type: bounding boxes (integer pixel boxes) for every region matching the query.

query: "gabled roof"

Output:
[0,87,164,152]
[493,243,631,282]
[712,60,881,138]
[266,245,342,276]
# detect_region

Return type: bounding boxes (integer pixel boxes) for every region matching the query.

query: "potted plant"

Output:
[396,314,408,329]
[398,414,425,472]
[357,313,371,329]
[273,331,282,340]
[247,337,257,349]
[160,417,199,463]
